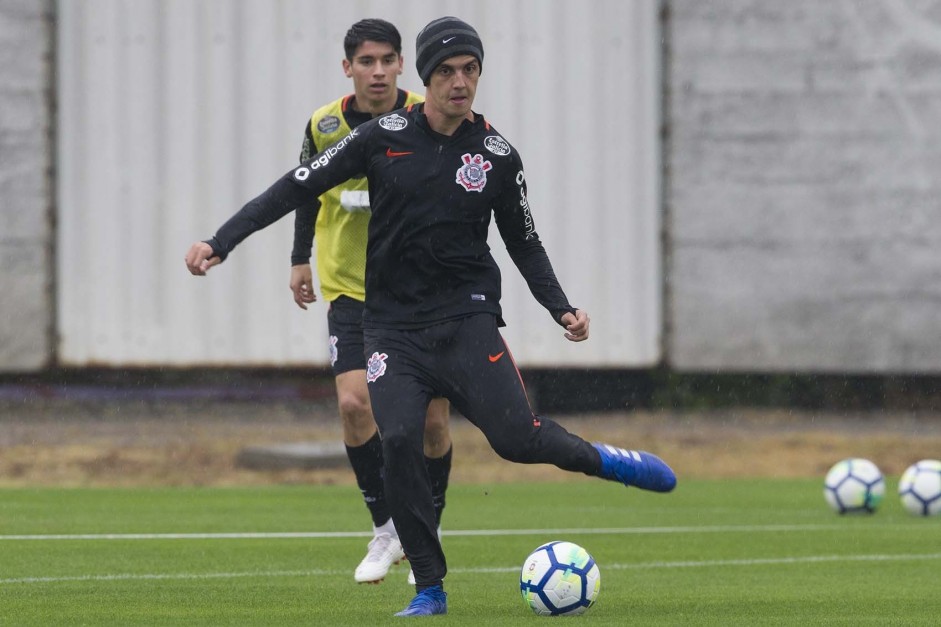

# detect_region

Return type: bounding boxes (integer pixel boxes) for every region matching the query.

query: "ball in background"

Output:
[520,540,600,616]
[898,459,941,516]
[823,458,885,514]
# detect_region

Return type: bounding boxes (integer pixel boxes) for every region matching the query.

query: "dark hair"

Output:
[344,18,402,60]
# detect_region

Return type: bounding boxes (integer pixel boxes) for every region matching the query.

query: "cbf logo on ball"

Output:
[455,153,492,192]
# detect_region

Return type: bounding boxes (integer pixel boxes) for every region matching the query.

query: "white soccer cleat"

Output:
[354,532,405,584]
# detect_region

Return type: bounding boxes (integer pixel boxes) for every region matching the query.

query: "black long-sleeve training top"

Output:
[207,103,576,330]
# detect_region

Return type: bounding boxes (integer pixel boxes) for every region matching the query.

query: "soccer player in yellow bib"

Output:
[288,19,452,585]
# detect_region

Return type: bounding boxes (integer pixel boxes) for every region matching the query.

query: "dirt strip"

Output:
[2,397,940,487]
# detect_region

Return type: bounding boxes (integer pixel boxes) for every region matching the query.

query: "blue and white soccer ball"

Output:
[823,458,885,514]
[898,459,941,516]
[519,541,600,616]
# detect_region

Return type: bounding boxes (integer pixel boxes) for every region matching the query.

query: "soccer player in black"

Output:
[185,16,676,617]
[288,19,448,586]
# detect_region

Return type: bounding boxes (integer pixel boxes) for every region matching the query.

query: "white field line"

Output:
[3,553,941,586]
[0,522,926,541]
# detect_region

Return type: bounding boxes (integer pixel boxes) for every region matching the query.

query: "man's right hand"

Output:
[185,242,221,276]
[290,264,316,310]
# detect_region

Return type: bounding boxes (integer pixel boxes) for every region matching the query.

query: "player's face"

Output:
[343,41,403,113]
[426,55,479,122]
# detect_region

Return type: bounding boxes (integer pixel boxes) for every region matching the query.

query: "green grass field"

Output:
[1,479,938,625]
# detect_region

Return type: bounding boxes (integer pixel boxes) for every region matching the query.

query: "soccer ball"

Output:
[823,458,885,514]
[898,459,941,516]
[519,541,600,616]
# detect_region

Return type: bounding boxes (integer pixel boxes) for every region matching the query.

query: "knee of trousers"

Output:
[380,428,425,465]
[489,433,538,464]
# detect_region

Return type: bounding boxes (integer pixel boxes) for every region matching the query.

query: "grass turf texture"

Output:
[1,480,938,625]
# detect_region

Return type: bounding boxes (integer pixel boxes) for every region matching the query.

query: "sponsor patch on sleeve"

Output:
[484,135,511,156]
[317,115,341,134]
[378,114,408,131]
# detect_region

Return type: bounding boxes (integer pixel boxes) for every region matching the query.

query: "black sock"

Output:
[346,432,389,527]
[425,445,452,527]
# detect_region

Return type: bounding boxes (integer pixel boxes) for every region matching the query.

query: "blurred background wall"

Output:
[52,0,660,368]
[666,0,941,373]
[0,0,53,370]
[2,0,941,377]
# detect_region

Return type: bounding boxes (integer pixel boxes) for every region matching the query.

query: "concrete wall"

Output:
[0,0,53,371]
[5,0,941,374]
[667,0,941,373]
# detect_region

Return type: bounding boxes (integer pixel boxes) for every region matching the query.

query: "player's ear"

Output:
[342,58,353,77]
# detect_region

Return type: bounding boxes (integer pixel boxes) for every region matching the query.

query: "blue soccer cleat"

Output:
[593,443,677,493]
[394,585,448,617]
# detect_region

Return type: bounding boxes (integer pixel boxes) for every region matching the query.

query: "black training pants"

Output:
[364,314,600,589]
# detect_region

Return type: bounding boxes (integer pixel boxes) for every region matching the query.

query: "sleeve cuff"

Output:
[551,307,577,326]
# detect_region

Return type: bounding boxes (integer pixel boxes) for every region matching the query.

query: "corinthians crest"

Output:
[366,351,388,382]
[455,153,492,192]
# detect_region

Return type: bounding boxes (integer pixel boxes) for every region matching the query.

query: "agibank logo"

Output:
[455,153,492,192]
[293,129,358,181]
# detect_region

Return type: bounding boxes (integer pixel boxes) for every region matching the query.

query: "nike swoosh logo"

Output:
[488,351,505,363]
[442,37,456,43]
[386,148,414,158]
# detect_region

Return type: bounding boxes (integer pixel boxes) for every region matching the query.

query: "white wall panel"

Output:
[57,0,660,367]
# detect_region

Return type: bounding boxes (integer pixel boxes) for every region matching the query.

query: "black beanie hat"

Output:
[415,16,484,85]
